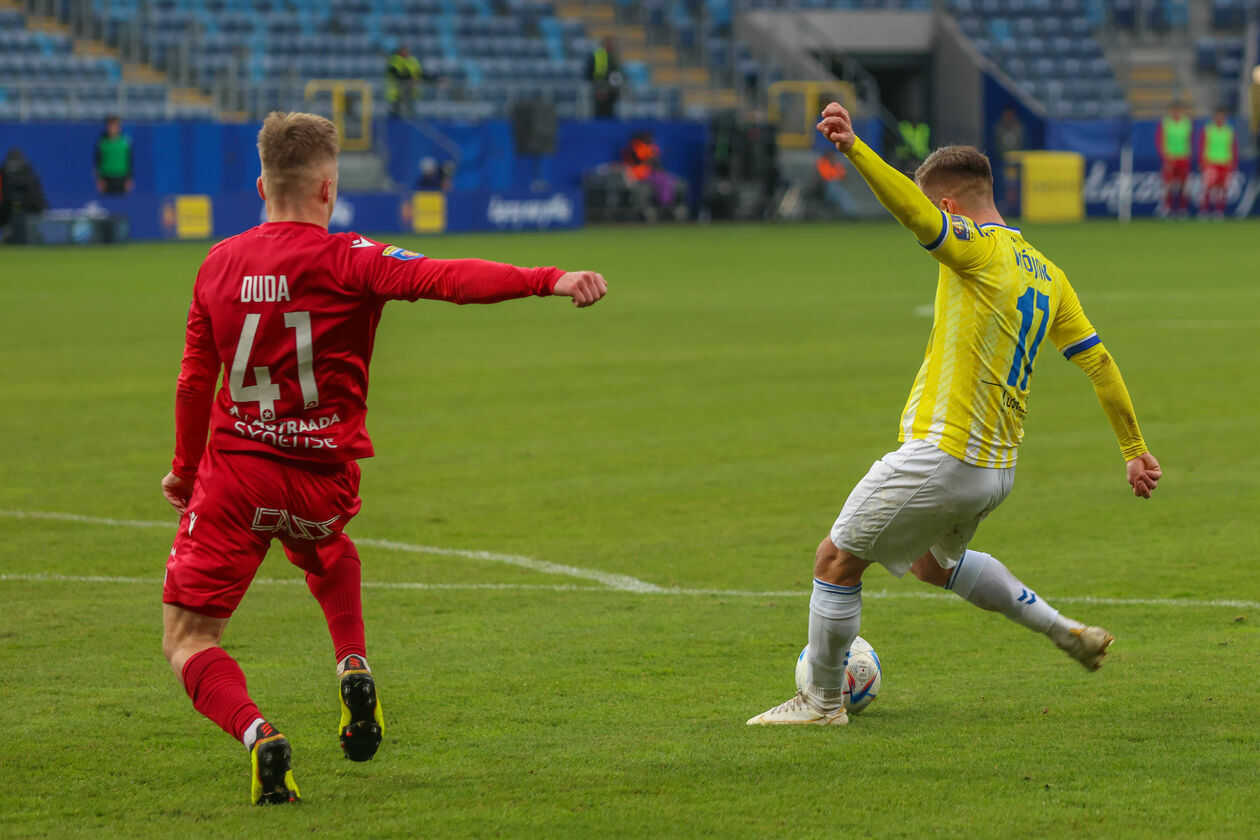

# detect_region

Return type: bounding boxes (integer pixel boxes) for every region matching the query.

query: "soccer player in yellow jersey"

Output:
[749,102,1163,727]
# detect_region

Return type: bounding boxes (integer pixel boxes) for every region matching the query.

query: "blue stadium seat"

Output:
[1111,0,1136,28]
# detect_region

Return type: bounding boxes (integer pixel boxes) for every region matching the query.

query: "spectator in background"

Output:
[1156,101,1192,217]
[814,150,857,216]
[894,118,930,169]
[385,46,425,119]
[621,131,683,218]
[1198,107,1237,220]
[0,148,49,243]
[95,115,133,195]
[993,107,1024,216]
[414,156,454,192]
[586,37,622,119]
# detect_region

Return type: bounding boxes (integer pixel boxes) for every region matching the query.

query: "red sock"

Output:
[306,540,366,665]
[181,647,263,743]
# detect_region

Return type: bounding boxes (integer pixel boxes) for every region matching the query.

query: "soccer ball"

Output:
[795,636,882,713]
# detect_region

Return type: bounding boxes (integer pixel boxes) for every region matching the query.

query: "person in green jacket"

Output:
[95,116,133,195]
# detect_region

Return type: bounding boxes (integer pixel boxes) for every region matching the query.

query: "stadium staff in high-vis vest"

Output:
[159,111,607,803]
[1156,101,1192,217]
[1198,107,1237,219]
[585,37,621,119]
[748,101,1161,728]
[94,115,133,195]
[385,46,424,118]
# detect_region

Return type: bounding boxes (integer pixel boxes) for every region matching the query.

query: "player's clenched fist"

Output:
[816,101,856,153]
[553,271,608,308]
[1126,452,1162,499]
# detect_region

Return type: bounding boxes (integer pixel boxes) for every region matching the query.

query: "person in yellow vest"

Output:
[1156,101,1192,217]
[585,37,622,119]
[895,119,931,168]
[1198,107,1237,219]
[385,46,424,119]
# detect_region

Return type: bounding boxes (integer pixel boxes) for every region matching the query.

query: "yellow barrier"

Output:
[768,81,858,149]
[304,79,373,152]
[410,192,447,234]
[163,195,213,239]
[1011,151,1085,222]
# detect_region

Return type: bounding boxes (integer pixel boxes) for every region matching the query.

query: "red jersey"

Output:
[172,221,562,477]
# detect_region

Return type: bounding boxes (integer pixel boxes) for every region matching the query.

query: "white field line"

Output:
[0,509,663,593]
[2,510,1258,610]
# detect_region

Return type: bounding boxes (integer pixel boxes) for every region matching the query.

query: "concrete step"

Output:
[171,86,214,107]
[123,62,168,83]
[586,23,645,45]
[74,39,120,59]
[557,2,614,21]
[1128,86,1176,102]
[621,44,678,64]
[1123,63,1177,83]
[338,151,390,191]
[23,14,71,36]
[682,87,739,110]
[653,65,710,86]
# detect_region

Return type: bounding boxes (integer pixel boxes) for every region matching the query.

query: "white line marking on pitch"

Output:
[3,510,1257,610]
[0,509,663,593]
[2,572,1258,610]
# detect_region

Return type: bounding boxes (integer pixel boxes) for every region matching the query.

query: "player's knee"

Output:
[814,538,867,587]
[910,551,950,587]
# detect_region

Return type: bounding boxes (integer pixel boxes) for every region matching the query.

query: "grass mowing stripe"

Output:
[4,571,1258,611]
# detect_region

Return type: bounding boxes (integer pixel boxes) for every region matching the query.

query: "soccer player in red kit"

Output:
[159,112,607,804]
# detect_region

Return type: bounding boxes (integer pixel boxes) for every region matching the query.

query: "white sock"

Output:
[241,717,266,752]
[807,578,862,708]
[947,550,1079,643]
[336,654,371,677]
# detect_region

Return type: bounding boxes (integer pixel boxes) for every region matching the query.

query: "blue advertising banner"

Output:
[30,187,584,241]
[1081,158,1256,217]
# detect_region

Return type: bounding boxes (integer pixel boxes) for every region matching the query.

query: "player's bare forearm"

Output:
[816,102,942,244]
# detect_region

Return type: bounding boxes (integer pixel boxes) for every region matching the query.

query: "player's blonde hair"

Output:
[914,145,993,206]
[256,111,340,198]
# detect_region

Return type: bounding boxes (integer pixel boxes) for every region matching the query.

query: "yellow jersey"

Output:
[902,214,1098,467]
[843,138,1146,468]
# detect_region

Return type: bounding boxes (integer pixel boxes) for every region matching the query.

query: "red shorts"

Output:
[164,448,362,618]
[1202,164,1232,190]
[1161,158,1190,183]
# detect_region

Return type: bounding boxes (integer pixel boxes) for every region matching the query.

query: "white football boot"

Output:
[1056,625,1115,671]
[746,691,848,726]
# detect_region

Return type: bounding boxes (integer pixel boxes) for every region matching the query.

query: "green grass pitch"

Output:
[1,220,1257,838]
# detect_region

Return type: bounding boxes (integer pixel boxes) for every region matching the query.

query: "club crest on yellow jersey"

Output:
[950,214,971,241]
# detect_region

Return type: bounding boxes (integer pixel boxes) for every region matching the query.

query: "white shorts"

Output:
[829,439,1015,578]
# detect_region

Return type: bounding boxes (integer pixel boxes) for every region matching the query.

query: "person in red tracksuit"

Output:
[159,111,607,805]
[1156,101,1193,217]
[1198,107,1238,219]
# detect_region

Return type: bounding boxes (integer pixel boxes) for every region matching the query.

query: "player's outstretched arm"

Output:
[552,271,608,308]
[1069,344,1161,499]
[358,244,607,307]
[816,102,943,245]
